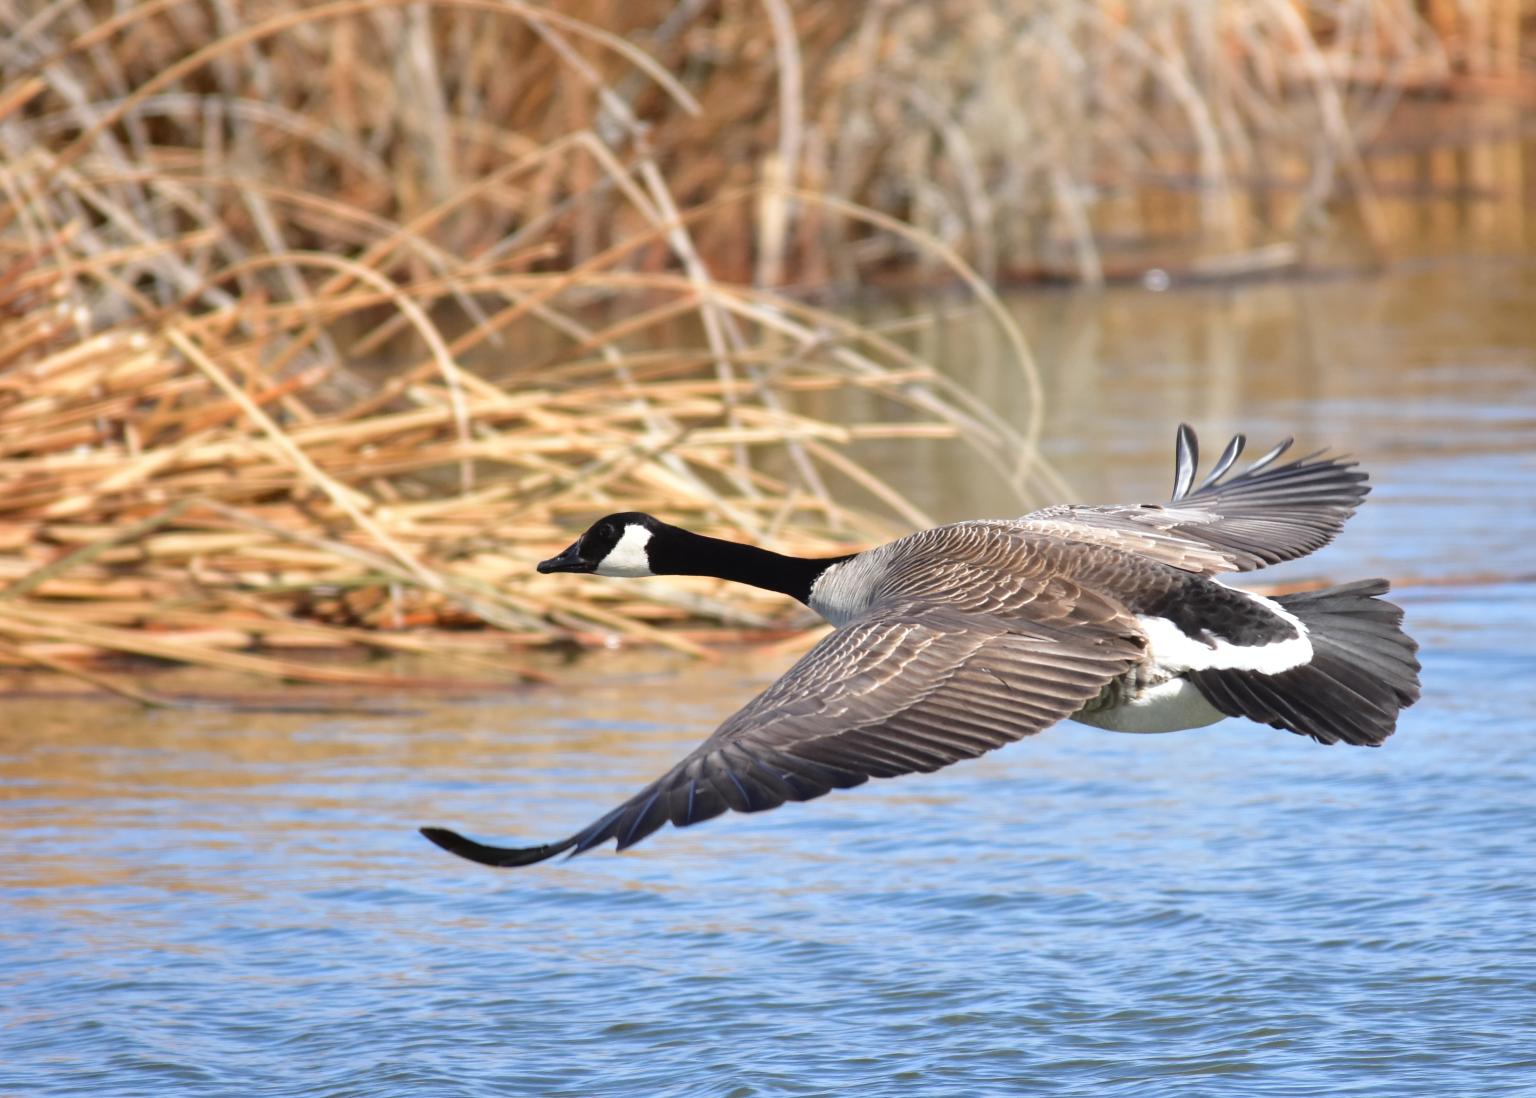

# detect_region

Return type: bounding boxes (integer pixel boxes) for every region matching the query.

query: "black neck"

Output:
[657,529,852,605]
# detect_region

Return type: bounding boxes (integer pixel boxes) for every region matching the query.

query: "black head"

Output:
[536,512,852,605]
[537,512,666,577]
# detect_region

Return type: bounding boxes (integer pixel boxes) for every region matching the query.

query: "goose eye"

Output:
[595,522,616,541]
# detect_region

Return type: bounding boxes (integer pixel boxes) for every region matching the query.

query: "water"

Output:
[5,257,1536,1097]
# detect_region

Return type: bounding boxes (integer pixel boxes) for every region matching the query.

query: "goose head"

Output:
[537,512,851,604]
[538,512,666,577]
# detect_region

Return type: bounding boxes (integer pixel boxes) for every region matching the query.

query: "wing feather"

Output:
[421,603,1140,866]
[1020,424,1369,574]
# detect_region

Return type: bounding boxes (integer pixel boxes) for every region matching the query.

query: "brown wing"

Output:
[1020,424,1370,574]
[422,601,1142,867]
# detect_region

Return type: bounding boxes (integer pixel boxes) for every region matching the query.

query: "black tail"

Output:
[1189,579,1420,746]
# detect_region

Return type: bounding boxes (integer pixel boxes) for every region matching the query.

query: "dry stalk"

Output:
[0,0,1512,692]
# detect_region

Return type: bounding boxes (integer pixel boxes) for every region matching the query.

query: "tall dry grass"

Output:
[0,0,1055,693]
[0,1,1524,695]
[4,4,1515,287]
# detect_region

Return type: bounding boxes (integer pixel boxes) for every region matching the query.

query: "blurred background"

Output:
[2,4,1534,1096]
[1,0,1531,671]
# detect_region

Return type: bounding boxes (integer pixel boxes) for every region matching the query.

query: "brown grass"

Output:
[0,249,1049,687]
[0,1,1525,696]
[4,4,1520,284]
[0,1,1059,692]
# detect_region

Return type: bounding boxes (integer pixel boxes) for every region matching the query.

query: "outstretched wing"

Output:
[422,602,1141,867]
[1020,424,1370,574]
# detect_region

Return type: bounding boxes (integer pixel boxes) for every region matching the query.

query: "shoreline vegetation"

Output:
[0,1,1529,696]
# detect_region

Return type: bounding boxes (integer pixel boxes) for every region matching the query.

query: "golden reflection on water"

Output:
[0,651,781,892]
[816,257,1535,524]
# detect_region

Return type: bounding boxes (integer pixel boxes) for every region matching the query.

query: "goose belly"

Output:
[1071,676,1225,734]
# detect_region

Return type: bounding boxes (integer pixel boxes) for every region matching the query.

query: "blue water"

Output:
[4,262,1535,1096]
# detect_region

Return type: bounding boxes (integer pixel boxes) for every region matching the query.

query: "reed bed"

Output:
[0,1,1060,691]
[0,255,1052,689]
[0,1,1525,695]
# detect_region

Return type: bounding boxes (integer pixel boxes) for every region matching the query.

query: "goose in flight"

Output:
[423,425,1419,867]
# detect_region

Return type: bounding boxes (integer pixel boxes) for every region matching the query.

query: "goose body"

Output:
[424,426,1420,867]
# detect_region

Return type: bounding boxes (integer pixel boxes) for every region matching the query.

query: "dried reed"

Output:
[0,1,1059,691]
[0,1,1523,695]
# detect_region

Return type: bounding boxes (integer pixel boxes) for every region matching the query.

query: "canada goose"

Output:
[423,425,1420,867]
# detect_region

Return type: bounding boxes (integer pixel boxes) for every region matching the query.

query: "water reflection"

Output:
[839,257,1536,537]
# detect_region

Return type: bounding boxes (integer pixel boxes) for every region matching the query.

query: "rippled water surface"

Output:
[5,259,1536,1097]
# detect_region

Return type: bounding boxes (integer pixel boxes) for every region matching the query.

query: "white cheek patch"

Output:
[1136,592,1312,676]
[595,525,654,577]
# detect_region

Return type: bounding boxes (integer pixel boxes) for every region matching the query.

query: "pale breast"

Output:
[1071,676,1225,733]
